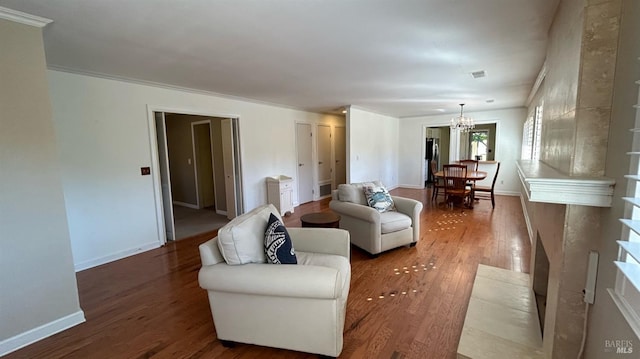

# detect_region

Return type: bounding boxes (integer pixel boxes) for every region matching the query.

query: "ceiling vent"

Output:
[471,70,486,79]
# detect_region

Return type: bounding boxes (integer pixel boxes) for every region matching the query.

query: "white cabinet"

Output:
[266,175,294,216]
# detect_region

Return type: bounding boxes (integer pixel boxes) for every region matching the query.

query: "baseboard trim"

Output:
[173,201,199,209]
[398,184,424,189]
[0,310,85,356]
[495,190,520,196]
[216,209,228,216]
[74,241,161,272]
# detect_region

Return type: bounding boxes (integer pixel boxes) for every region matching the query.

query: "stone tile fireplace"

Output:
[518,160,615,358]
[533,234,550,336]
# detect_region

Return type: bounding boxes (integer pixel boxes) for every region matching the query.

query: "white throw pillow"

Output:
[217,204,282,265]
[363,183,396,212]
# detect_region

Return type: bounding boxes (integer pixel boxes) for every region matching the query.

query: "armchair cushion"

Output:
[264,213,297,264]
[337,183,368,205]
[380,211,412,234]
[337,180,384,205]
[217,204,281,265]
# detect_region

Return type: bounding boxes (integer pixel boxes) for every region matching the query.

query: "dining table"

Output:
[434,170,488,205]
[434,170,488,182]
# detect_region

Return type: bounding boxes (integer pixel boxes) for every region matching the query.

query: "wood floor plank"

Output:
[5,188,530,359]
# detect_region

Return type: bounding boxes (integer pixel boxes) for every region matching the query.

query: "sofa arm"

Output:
[199,237,225,266]
[392,196,423,220]
[329,200,380,224]
[198,262,344,299]
[288,227,350,259]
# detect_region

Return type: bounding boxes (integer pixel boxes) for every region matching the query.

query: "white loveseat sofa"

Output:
[329,181,423,256]
[198,204,351,357]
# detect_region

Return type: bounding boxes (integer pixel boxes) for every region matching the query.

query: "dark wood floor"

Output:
[5,188,530,359]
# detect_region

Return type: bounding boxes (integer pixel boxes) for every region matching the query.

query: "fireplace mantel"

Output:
[517,160,615,207]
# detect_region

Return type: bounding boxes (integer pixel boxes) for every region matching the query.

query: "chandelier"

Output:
[450,103,475,132]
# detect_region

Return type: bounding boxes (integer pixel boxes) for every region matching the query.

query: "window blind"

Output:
[521,116,534,160]
[532,104,543,160]
[609,67,640,339]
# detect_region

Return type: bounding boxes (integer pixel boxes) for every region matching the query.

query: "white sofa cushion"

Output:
[217,204,282,265]
[379,211,412,234]
[337,180,384,205]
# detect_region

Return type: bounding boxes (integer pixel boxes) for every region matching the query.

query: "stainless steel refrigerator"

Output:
[425,138,440,184]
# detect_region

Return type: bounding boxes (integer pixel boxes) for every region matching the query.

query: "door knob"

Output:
[299,163,303,167]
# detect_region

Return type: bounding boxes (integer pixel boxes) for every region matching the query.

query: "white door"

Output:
[221,119,237,219]
[296,123,313,204]
[155,112,175,241]
[334,126,346,185]
[317,125,332,183]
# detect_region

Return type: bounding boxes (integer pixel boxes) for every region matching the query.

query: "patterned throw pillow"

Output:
[264,213,297,264]
[363,184,396,212]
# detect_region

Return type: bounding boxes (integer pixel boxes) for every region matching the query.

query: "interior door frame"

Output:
[152,111,175,243]
[147,105,242,245]
[420,119,500,189]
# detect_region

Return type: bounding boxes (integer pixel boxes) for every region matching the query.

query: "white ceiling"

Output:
[1,0,559,118]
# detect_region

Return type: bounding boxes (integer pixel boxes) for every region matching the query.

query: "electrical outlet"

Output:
[141,167,151,176]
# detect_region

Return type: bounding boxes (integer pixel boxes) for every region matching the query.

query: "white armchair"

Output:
[329,181,423,256]
[198,204,351,357]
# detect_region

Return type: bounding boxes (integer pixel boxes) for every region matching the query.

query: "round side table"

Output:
[300,212,341,228]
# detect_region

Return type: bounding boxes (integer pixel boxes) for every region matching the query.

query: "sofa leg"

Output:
[220,340,236,348]
[369,253,379,259]
[409,242,417,248]
[319,356,337,359]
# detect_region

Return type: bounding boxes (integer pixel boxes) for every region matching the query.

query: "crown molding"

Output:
[0,6,52,27]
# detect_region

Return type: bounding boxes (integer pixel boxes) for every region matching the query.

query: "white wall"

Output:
[398,108,526,194]
[347,107,400,187]
[0,19,83,355]
[48,70,343,270]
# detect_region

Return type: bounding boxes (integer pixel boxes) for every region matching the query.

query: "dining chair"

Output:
[459,159,479,172]
[474,162,500,208]
[459,159,479,194]
[430,160,445,201]
[443,164,473,209]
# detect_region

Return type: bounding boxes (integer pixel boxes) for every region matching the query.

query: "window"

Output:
[521,105,543,160]
[532,105,543,160]
[469,130,489,160]
[610,74,640,339]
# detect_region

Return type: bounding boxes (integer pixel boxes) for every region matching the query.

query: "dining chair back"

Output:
[431,160,445,201]
[459,159,479,172]
[459,159,479,191]
[443,164,472,208]
[474,162,501,208]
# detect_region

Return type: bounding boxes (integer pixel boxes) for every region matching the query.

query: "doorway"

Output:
[150,110,243,243]
[317,124,332,197]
